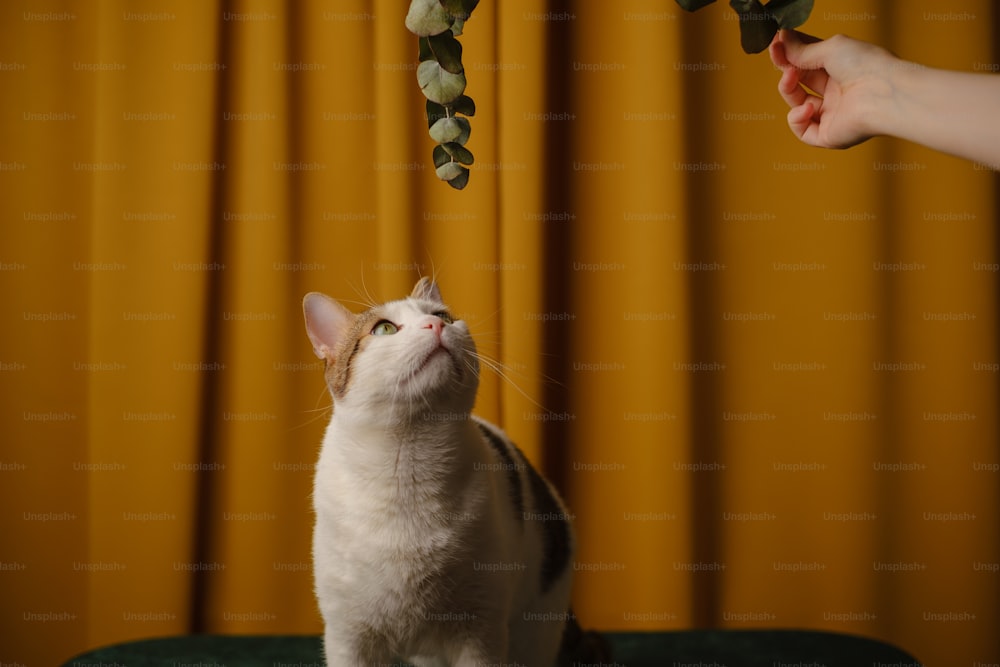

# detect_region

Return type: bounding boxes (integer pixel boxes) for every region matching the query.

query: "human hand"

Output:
[768,30,898,150]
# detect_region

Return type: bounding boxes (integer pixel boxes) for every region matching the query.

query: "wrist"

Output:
[860,51,912,141]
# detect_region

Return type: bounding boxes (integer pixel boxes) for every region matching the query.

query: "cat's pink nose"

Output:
[421,317,444,337]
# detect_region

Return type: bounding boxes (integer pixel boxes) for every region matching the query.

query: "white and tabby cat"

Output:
[302,278,606,666]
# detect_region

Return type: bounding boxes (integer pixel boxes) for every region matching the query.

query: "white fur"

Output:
[306,291,573,666]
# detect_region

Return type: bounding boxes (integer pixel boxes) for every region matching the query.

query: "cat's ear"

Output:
[411,277,443,303]
[303,292,354,360]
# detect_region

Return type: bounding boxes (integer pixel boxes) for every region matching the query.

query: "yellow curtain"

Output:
[1,1,996,665]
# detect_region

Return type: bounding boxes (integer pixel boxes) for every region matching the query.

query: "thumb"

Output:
[778,29,828,70]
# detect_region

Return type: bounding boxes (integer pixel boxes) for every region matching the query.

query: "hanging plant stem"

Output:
[405,0,480,190]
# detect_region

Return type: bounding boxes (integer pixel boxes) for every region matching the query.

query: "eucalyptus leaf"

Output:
[730,0,778,53]
[427,31,464,74]
[441,142,474,165]
[674,0,718,10]
[426,100,448,128]
[435,160,466,181]
[429,117,459,143]
[452,117,472,144]
[765,0,814,29]
[405,0,455,36]
[446,166,470,190]
[418,36,434,62]
[439,0,480,20]
[451,95,476,117]
[417,60,467,104]
[432,144,451,168]
[429,116,472,144]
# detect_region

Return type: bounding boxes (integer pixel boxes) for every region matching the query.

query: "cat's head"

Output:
[302,278,479,421]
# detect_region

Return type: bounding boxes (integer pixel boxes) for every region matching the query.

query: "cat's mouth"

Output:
[417,346,452,372]
[399,331,471,392]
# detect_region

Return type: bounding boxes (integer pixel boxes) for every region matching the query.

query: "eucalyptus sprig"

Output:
[405,0,480,190]
[675,0,814,53]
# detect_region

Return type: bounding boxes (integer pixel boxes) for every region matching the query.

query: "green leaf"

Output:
[426,100,448,128]
[452,117,472,145]
[450,17,465,36]
[418,36,433,62]
[439,0,479,20]
[429,117,460,143]
[435,160,466,181]
[730,0,779,53]
[433,116,471,144]
[765,0,814,29]
[451,95,476,117]
[427,31,464,74]
[405,0,455,36]
[446,166,470,190]
[432,144,451,168]
[441,142,474,165]
[674,0,717,10]
[417,60,467,104]
[428,116,465,143]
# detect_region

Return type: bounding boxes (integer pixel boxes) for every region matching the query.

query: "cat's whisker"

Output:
[463,357,481,381]
[462,306,503,332]
[314,383,332,406]
[290,393,334,431]
[340,297,378,311]
[356,272,380,310]
[470,351,558,414]
[474,348,566,388]
[291,408,333,431]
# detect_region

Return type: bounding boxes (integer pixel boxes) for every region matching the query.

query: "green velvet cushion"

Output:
[64,630,921,666]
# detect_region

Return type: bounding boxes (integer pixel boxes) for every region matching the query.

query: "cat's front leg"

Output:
[322,629,390,667]
[450,648,503,667]
[447,633,508,667]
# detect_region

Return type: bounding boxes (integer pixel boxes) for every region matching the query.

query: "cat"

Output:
[302,278,609,667]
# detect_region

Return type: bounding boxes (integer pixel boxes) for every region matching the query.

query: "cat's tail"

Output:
[557,610,613,666]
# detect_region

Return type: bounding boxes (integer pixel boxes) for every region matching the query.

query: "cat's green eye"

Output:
[371,320,399,336]
[434,311,454,324]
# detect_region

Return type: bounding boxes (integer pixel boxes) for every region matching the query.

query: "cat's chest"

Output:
[317,419,491,501]
[314,488,474,625]
[315,445,486,551]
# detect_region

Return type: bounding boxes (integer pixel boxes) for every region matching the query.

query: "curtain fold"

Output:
[1,2,997,666]
[561,2,695,629]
